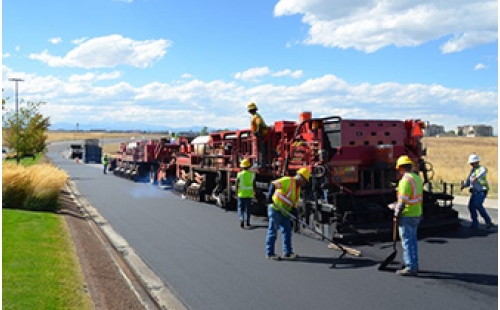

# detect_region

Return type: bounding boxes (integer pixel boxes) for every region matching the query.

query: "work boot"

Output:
[283,253,299,260]
[240,221,244,229]
[246,221,251,227]
[396,268,417,276]
[486,222,495,229]
[266,255,281,261]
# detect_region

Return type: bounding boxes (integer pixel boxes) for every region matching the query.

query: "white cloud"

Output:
[2,65,497,133]
[272,69,303,78]
[71,37,88,45]
[274,0,498,53]
[3,53,10,58]
[29,34,172,68]
[474,63,487,70]
[49,37,62,44]
[234,67,303,81]
[234,67,271,81]
[181,73,193,79]
[15,46,20,52]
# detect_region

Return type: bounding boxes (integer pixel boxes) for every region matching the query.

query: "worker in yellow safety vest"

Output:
[461,154,494,229]
[387,155,423,276]
[247,102,269,168]
[102,154,109,174]
[265,167,311,261]
[236,158,256,228]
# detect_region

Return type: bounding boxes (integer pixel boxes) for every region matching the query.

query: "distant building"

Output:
[456,124,494,137]
[425,124,446,137]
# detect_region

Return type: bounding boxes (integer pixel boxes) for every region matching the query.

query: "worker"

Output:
[247,102,269,168]
[265,167,310,261]
[235,158,256,228]
[102,154,109,174]
[461,154,494,229]
[387,155,423,276]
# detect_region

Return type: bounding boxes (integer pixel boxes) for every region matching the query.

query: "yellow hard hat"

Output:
[296,167,311,181]
[247,102,257,111]
[240,158,251,168]
[396,155,413,169]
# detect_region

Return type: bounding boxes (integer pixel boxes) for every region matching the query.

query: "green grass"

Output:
[3,153,42,166]
[2,209,93,310]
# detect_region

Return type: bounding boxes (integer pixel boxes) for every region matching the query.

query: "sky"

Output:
[2,0,498,134]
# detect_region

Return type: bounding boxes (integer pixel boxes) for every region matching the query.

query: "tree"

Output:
[200,126,209,135]
[2,100,50,156]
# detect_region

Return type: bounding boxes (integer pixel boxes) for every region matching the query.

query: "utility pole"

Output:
[8,78,24,164]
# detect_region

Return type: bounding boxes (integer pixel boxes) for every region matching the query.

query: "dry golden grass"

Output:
[423,137,498,198]
[44,131,163,143]
[2,162,68,210]
[2,162,31,208]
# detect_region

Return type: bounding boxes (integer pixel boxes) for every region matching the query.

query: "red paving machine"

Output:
[113,137,191,185]
[173,112,459,239]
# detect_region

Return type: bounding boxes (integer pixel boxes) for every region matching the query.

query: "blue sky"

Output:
[2,0,498,133]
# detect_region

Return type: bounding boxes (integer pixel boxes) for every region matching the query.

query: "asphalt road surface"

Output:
[47,142,498,310]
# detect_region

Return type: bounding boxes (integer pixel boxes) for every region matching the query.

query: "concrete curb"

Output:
[66,179,188,310]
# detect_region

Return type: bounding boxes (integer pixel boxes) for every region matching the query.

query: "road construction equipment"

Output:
[172,112,459,240]
[272,203,361,258]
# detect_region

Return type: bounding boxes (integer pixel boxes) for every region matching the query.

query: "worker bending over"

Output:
[265,168,310,261]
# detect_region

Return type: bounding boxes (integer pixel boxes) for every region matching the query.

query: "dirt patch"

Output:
[59,189,156,310]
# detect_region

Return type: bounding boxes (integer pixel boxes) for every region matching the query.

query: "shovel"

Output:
[379,220,398,270]
[272,204,361,258]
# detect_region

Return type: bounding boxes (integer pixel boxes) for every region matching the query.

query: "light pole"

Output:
[8,78,24,164]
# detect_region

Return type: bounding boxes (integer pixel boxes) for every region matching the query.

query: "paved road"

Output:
[47,143,497,310]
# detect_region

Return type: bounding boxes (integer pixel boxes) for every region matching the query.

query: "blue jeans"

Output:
[266,205,292,256]
[398,217,421,271]
[238,197,252,222]
[103,164,108,174]
[468,191,492,227]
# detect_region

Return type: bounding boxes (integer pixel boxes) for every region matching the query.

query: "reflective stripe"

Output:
[237,170,255,198]
[271,177,298,215]
[398,172,423,217]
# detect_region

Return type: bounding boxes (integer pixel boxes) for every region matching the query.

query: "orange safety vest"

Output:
[271,177,300,216]
[251,113,269,137]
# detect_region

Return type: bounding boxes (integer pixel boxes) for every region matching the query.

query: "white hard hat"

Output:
[468,154,480,164]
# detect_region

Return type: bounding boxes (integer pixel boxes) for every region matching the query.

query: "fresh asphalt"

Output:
[47,143,497,310]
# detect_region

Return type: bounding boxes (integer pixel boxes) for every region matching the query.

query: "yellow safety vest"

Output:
[237,170,255,198]
[472,166,489,191]
[271,177,300,216]
[397,172,423,217]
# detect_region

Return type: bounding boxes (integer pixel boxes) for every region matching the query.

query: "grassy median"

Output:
[2,156,93,309]
[2,209,93,309]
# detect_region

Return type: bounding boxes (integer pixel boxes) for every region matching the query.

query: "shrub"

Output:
[2,162,31,209]
[2,163,68,212]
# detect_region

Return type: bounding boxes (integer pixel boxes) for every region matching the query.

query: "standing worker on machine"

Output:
[387,155,423,276]
[236,158,256,229]
[265,167,310,261]
[247,102,269,168]
[461,154,494,229]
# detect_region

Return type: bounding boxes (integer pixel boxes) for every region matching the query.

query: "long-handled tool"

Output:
[378,220,398,270]
[272,204,361,258]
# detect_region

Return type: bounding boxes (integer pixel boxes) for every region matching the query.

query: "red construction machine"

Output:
[173,112,459,239]
[113,137,190,185]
